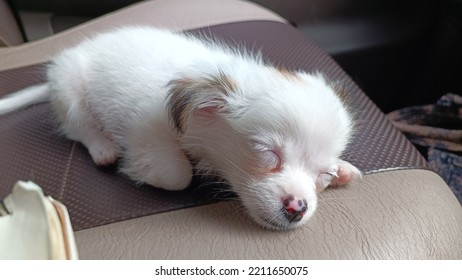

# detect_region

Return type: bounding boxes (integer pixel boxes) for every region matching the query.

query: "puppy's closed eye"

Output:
[252,142,283,173]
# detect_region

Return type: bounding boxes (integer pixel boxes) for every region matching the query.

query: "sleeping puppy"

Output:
[0,27,360,230]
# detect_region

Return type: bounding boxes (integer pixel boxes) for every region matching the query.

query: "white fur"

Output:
[0,27,361,230]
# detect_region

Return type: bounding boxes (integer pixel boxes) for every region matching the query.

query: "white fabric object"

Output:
[0,181,78,259]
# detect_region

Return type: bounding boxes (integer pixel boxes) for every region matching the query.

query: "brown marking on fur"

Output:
[166,78,194,133]
[205,71,237,95]
[275,66,301,81]
[166,73,236,133]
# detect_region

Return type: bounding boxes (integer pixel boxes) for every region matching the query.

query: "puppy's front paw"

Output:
[329,160,362,188]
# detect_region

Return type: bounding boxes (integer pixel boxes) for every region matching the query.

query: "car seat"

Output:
[0,0,461,259]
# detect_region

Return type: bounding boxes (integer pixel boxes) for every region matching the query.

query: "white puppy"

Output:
[0,27,360,230]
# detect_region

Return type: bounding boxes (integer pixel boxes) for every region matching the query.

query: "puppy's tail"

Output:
[0,83,51,115]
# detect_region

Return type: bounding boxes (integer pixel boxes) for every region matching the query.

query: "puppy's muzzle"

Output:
[281,195,308,223]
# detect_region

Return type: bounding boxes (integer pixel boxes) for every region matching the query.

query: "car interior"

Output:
[0,0,461,259]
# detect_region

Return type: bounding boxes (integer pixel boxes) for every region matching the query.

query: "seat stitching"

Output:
[59,141,76,201]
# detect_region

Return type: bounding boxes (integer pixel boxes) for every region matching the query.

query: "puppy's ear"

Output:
[166,72,236,133]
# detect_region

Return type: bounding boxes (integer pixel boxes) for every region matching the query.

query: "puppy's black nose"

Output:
[282,195,307,223]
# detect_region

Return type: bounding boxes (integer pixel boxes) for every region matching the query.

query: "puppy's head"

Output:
[166,65,354,230]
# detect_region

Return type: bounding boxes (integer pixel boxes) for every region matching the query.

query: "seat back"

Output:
[0,0,23,46]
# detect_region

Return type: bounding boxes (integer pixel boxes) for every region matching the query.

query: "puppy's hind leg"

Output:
[120,122,193,191]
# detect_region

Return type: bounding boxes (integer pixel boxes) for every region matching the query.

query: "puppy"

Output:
[0,27,360,230]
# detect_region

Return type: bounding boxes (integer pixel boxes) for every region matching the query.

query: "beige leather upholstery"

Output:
[0,0,285,71]
[74,170,462,259]
[0,0,23,46]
